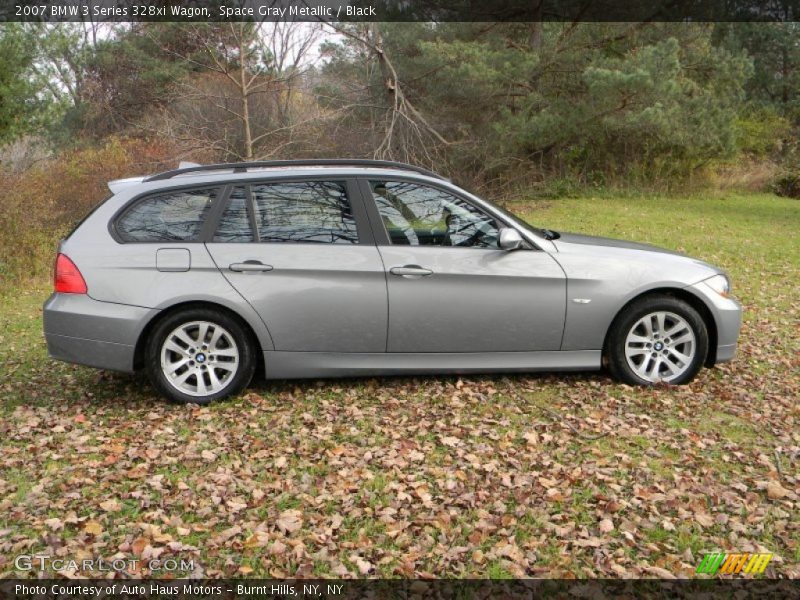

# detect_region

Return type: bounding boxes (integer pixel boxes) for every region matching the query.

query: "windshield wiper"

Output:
[542,229,560,240]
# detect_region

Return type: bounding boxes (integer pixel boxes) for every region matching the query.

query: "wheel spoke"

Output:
[207,368,223,391]
[174,330,196,348]
[655,312,666,334]
[668,347,691,365]
[626,346,648,358]
[214,361,237,372]
[195,372,208,395]
[165,357,190,374]
[660,359,677,378]
[164,340,188,357]
[670,333,693,346]
[208,327,224,350]
[641,317,653,337]
[627,333,650,345]
[172,369,194,387]
[196,323,210,345]
[664,321,687,336]
[213,348,238,357]
[647,357,662,379]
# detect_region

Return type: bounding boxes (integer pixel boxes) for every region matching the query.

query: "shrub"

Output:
[0,137,175,288]
[772,172,800,198]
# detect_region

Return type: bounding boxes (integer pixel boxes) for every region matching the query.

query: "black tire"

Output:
[145,307,256,404]
[606,295,709,386]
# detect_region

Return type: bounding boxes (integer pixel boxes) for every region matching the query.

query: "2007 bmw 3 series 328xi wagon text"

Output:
[44,159,742,404]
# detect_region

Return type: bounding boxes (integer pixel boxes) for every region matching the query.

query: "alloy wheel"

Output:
[160,321,240,397]
[624,311,696,383]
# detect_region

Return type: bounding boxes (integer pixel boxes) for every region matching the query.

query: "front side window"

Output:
[117,188,218,242]
[251,181,358,244]
[369,180,499,248]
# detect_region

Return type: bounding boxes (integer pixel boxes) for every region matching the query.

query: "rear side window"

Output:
[116,188,219,242]
[251,181,358,244]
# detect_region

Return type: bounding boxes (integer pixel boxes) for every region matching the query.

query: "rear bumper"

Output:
[43,293,157,372]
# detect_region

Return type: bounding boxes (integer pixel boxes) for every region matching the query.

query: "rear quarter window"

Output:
[116,188,219,242]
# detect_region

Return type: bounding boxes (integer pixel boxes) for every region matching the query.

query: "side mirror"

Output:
[498,227,523,251]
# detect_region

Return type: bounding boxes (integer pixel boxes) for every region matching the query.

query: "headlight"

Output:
[704,274,731,297]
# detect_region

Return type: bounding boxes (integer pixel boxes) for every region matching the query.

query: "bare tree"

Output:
[323,22,449,163]
[151,22,324,161]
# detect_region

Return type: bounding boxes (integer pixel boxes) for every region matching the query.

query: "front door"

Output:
[363,179,566,353]
[205,180,387,352]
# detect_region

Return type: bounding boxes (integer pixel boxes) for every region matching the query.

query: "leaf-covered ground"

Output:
[0,192,798,578]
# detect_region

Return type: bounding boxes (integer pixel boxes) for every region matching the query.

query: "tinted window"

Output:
[369,180,499,248]
[251,181,358,244]
[214,187,254,242]
[117,188,218,242]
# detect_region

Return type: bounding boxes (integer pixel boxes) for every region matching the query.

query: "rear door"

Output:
[361,178,566,353]
[204,179,388,352]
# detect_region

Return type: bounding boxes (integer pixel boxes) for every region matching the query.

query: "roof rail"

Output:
[144,159,445,182]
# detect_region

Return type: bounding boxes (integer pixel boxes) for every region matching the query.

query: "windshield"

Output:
[483,198,559,240]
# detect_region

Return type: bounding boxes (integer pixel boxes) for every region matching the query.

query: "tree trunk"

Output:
[239,37,253,161]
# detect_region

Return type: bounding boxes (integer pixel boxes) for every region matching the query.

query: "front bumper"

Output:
[688,281,742,365]
[43,293,157,372]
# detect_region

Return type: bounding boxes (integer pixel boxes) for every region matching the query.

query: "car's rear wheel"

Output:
[145,308,256,404]
[606,295,709,385]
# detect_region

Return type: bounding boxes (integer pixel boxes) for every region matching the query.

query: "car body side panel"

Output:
[205,244,388,353]
[552,244,728,351]
[58,234,275,353]
[377,246,567,352]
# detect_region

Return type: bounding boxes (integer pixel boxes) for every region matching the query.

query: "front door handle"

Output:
[390,265,433,277]
[229,261,273,273]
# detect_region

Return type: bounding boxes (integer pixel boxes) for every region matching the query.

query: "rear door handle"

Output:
[229,261,273,273]
[390,265,433,277]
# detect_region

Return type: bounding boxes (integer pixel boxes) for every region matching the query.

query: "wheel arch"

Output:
[602,287,718,367]
[133,300,266,371]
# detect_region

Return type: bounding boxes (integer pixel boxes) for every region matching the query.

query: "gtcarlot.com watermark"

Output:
[14,554,195,573]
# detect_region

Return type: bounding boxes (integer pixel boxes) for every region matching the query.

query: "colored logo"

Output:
[696,552,773,575]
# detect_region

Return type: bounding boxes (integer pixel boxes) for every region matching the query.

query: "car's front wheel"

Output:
[145,308,256,404]
[606,295,709,385]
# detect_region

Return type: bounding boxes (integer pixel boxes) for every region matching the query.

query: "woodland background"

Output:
[1,22,800,281]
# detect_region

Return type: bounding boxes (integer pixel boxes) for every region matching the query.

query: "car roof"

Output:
[108,160,448,194]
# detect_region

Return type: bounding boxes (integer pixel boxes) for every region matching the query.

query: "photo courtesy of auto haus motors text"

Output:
[12,583,346,598]
[0,0,798,597]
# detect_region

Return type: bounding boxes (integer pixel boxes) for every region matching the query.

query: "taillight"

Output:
[54,253,87,294]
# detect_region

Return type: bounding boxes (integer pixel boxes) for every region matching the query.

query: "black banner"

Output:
[1,0,800,23]
[1,580,799,600]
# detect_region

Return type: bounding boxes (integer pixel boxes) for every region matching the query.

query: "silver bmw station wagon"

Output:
[44,159,742,403]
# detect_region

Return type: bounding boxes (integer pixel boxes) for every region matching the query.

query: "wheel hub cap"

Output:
[624,311,696,383]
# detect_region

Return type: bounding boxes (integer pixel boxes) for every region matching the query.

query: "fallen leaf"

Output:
[84,520,103,536]
[99,499,121,512]
[276,509,303,534]
[767,481,789,500]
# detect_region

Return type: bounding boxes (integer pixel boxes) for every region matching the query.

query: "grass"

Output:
[0,190,797,578]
